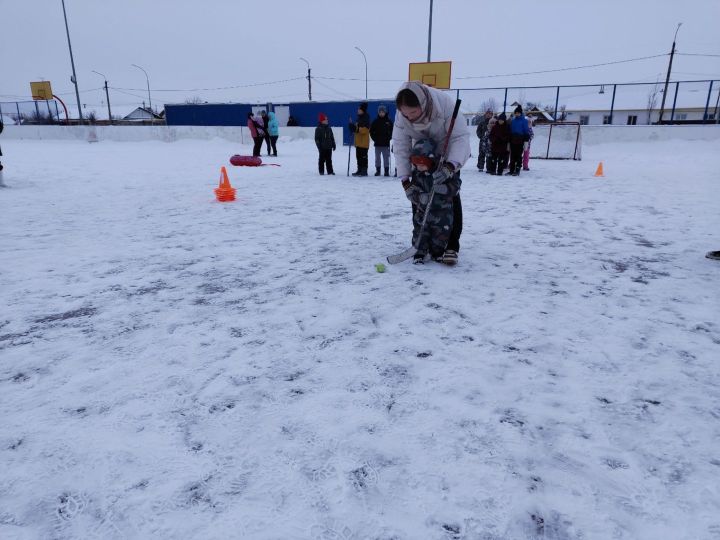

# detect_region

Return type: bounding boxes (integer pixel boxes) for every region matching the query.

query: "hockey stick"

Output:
[387,98,462,264]
[347,142,352,176]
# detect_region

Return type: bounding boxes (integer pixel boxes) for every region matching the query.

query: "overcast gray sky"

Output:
[1,0,719,116]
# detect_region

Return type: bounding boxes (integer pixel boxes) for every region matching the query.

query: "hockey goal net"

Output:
[530,122,582,160]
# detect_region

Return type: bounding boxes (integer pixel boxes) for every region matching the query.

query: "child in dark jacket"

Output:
[314,113,336,175]
[402,139,460,264]
[370,105,393,176]
[488,113,511,175]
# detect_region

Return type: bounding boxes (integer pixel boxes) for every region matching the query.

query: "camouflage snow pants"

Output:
[410,173,461,258]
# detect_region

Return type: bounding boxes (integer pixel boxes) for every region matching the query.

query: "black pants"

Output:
[252,136,264,157]
[318,149,334,174]
[509,142,523,174]
[477,143,487,170]
[355,147,368,173]
[447,192,462,252]
[488,151,508,175]
[269,136,278,156]
[264,134,272,155]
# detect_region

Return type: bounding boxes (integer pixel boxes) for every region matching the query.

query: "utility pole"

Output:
[300,57,312,101]
[427,0,434,62]
[61,0,83,122]
[92,70,112,123]
[658,23,682,125]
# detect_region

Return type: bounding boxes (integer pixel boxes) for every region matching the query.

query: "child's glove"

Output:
[432,163,455,186]
[401,177,419,202]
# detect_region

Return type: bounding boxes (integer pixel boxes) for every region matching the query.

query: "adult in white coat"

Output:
[392,81,470,265]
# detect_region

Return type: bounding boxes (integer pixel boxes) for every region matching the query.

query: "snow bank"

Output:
[0,124,344,146]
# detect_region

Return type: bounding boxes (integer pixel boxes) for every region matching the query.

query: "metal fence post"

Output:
[703,80,713,123]
[16,102,21,123]
[609,85,617,124]
[503,88,508,114]
[553,86,560,121]
[670,81,680,123]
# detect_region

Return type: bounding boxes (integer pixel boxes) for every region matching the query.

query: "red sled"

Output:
[230,155,262,167]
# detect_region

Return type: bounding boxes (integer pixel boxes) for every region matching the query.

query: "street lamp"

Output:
[299,57,312,101]
[92,70,112,123]
[354,46,368,100]
[131,63,152,112]
[60,0,83,122]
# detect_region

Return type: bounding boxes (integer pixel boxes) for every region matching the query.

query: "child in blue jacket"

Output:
[508,105,530,176]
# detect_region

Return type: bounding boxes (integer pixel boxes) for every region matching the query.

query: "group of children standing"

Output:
[247,110,279,157]
[313,101,394,177]
[477,105,534,176]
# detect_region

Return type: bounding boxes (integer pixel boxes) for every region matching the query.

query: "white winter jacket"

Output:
[391,81,470,179]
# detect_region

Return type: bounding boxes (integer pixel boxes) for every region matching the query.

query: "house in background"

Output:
[123,107,164,122]
[565,106,717,126]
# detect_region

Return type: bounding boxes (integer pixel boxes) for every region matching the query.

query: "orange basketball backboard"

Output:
[408,61,452,89]
[30,81,53,100]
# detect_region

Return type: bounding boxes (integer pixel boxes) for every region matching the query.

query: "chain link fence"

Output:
[448,80,720,126]
[0,100,62,125]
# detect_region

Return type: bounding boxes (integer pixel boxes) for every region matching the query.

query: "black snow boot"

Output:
[384,168,390,176]
[375,167,381,176]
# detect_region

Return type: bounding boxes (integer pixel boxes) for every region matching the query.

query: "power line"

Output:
[313,54,671,83]
[110,76,305,93]
[455,54,669,80]
[677,53,720,58]
[313,78,360,101]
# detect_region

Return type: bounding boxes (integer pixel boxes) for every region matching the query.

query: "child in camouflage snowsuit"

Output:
[403,139,461,263]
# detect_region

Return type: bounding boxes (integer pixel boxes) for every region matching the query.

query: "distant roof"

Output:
[123,107,162,120]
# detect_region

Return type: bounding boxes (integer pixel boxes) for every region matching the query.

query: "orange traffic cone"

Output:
[594,162,604,177]
[214,166,236,202]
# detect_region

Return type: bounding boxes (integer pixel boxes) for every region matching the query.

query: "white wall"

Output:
[1,125,344,147]
[581,124,720,144]
[4,124,719,148]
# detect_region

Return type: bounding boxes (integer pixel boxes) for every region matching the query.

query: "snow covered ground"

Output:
[0,135,718,540]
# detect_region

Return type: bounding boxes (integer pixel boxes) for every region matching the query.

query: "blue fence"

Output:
[165,100,397,145]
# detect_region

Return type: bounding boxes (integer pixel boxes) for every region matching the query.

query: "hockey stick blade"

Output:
[386,247,417,265]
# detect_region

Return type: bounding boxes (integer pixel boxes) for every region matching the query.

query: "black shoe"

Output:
[328,171,335,175]
[375,168,381,176]
[413,252,426,264]
[384,168,390,176]
[351,171,361,176]
[319,172,325,175]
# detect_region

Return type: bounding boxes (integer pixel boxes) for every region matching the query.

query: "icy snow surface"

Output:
[0,136,718,540]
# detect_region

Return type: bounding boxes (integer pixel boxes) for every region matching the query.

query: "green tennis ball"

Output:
[375,263,386,273]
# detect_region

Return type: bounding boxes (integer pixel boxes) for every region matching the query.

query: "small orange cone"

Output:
[214,166,236,202]
[594,162,604,177]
